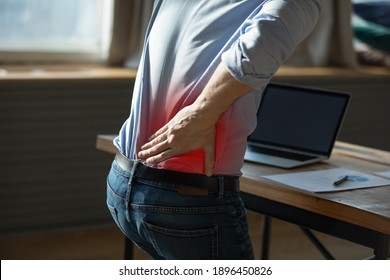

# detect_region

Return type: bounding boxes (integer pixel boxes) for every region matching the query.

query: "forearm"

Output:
[192,62,253,125]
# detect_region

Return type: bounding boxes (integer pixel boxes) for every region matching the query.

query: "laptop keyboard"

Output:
[249,146,317,162]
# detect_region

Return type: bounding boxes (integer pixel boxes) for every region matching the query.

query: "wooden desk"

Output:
[96,135,390,259]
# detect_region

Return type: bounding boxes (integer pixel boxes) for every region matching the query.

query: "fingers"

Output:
[138,111,217,175]
[139,133,216,176]
[141,121,173,151]
[143,148,176,165]
[138,134,170,159]
[147,124,168,142]
[140,133,167,151]
[141,138,215,176]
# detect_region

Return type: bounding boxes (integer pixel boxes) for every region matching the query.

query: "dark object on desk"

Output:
[245,83,350,168]
[333,175,349,187]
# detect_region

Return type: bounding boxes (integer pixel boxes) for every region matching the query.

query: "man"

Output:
[107,0,321,259]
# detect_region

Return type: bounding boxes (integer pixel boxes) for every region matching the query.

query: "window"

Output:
[0,0,113,63]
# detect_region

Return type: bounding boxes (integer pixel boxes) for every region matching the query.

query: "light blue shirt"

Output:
[115,0,321,175]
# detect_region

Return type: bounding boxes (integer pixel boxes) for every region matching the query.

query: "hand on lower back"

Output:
[138,104,216,176]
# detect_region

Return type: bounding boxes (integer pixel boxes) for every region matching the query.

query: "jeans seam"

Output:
[106,179,126,204]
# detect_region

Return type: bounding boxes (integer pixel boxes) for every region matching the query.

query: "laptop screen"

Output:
[248,83,350,156]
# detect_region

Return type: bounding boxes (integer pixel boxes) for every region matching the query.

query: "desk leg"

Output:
[261,215,271,260]
[124,237,134,260]
[374,235,390,259]
[242,192,389,260]
[260,218,336,260]
[300,227,335,260]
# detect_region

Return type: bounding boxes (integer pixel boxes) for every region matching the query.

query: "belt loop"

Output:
[129,160,140,186]
[217,175,224,197]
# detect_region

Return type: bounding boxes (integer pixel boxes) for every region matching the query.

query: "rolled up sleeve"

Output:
[221,0,321,90]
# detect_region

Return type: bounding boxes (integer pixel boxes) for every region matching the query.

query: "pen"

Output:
[333,175,348,186]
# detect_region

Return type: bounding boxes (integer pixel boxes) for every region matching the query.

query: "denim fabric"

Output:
[106,160,254,260]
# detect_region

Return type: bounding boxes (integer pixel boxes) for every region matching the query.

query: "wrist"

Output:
[192,96,225,125]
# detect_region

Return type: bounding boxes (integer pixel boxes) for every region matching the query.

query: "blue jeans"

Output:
[106,160,254,260]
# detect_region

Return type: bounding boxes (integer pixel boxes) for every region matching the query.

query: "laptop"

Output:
[244,83,350,168]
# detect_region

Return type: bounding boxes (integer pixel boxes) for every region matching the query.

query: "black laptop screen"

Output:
[248,84,350,156]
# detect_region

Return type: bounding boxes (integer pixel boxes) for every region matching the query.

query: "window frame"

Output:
[0,0,114,64]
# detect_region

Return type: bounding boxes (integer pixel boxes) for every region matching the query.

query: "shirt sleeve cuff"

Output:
[221,42,274,92]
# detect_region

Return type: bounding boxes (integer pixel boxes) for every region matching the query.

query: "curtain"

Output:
[285,0,358,67]
[107,0,358,68]
[107,0,153,69]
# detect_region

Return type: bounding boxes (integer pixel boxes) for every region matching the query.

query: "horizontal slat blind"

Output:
[0,78,134,234]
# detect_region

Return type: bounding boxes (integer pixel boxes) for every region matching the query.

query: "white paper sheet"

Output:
[375,170,390,179]
[263,167,390,193]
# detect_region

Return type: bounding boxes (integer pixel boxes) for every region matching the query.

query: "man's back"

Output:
[115,0,321,175]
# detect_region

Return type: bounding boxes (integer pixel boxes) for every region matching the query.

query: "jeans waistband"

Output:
[114,152,240,196]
